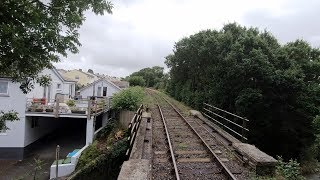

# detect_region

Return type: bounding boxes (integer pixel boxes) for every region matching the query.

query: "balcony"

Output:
[25,96,112,118]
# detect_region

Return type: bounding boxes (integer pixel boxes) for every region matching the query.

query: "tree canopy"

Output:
[0,0,113,92]
[127,76,146,87]
[127,66,165,87]
[166,23,320,160]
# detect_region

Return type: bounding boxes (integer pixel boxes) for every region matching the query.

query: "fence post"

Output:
[242,119,246,142]
[55,145,60,179]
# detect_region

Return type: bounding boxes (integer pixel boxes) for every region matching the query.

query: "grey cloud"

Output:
[61,7,171,77]
[243,0,320,47]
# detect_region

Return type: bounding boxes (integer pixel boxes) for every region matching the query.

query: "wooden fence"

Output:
[126,104,144,156]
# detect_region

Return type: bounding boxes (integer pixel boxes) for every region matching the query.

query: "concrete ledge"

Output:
[129,116,148,159]
[233,143,277,175]
[118,159,151,180]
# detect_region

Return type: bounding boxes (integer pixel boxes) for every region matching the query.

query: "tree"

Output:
[0,0,113,92]
[127,76,146,87]
[0,0,113,130]
[166,23,320,160]
[127,66,165,87]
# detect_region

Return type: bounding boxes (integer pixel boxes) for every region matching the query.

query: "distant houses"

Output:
[0,67,126,160]
[78,78,122,98]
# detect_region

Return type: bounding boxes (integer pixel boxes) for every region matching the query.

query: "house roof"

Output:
[52,67,76,83]
[78,78,122,92]
[111,80,129,89]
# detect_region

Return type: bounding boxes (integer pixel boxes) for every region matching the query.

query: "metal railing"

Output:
[202,103,249,142]
[126,104,144,156]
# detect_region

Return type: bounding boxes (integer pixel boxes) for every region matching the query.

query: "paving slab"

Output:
[118,159,151,180]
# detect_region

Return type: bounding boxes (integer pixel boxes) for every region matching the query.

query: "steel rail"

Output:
[153,94,180,180]
[163,97,237,180]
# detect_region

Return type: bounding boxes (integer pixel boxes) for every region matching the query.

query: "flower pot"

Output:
[35,108,43,112]
[46,109,54,112]
[71,110,86,114]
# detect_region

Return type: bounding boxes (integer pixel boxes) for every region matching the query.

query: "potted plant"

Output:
[71,107,86,114]
[45,105,54,112]
[66,99,76,107]
[35,104,44,112]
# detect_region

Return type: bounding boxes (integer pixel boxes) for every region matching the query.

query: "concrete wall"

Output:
[80,80,121,98]
[24,117,61,146]
[119,110,135,128]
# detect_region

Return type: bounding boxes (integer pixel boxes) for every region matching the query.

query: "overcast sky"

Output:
[54,0,320,78]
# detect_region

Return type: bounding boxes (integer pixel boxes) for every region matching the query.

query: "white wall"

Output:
[24,117,62,146]
[0,80,26,148]
[26,69,75,101]
[80,80,121,98]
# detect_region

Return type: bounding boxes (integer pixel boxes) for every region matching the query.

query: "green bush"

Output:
[276,156,305,180]
[111,86,144,111]
[76,141,100,170]
[66,99,76,107]
[68,139,128,180]
[96,118,115,139]
[127,76,146,87]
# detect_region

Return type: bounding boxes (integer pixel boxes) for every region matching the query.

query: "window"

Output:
[31,117,39,128]
[57,83,61,89]
[75,76,79,80]
[0,81,9,96]
[103,87,107,96]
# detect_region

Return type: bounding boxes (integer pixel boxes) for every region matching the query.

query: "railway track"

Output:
[150,91,249,180]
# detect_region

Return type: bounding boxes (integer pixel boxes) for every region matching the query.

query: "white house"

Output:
[27,68,76,101]
[78,78,122,98]
[0,67,76,159]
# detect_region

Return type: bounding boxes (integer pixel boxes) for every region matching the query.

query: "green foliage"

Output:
[66,99,76,107]
[127,76,146,87]
[126,66,166,87]
[69,138,128,180]
[166,23,320,160]
[96,118,115,139]
[76,141,101,170]
[0,0,113,93]
[276,156,305,180]
[111,87,144,111]
[0,110,19,131]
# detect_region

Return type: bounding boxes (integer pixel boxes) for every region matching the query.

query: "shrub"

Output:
[66,99,76,107]
[111,86,144,111]
[76,141,100,170]
[276,156,305,180]
[127,76,146,87]
[68,139,128,180]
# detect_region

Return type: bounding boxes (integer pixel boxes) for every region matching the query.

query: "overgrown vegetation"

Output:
[111,86,144,111]
[71,118,129,179]
[165,23,320,164]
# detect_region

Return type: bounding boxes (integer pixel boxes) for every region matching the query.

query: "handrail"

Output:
[204,103,249,122]
[126,104,144,157]
[203,103,250,142]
